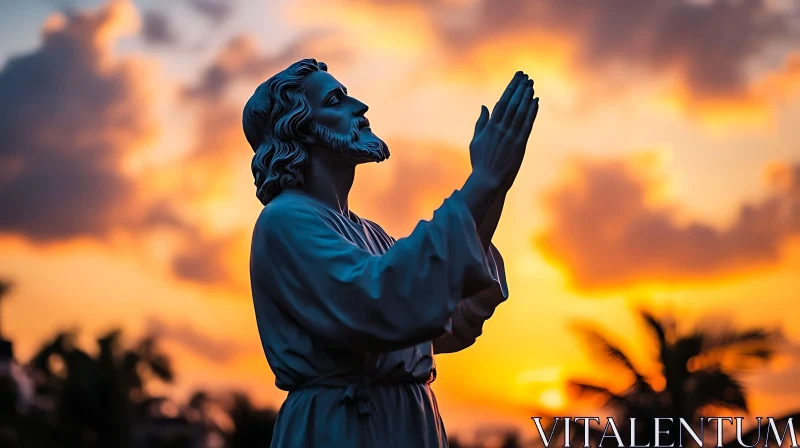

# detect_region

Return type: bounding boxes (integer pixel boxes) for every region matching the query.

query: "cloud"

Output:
[322,0,800,117]
[758,51,800,99]
[134,204,245,287]
[0,0,158,242]
[185,0,237,25]
[534,154,800,293]
[0,0,246,291]
[139,1,240,49]
[182,34,279,103]
[171,238,231,284]
[141,10,178,45]
[145,315,256,363]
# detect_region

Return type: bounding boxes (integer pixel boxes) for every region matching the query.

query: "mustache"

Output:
[347,116,371,142]
[354,116,370,131]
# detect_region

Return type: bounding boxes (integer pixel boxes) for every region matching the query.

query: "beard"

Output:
[308,116,390,164]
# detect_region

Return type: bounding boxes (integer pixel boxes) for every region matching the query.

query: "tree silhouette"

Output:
[222,392,278,448]
[561,309,787,447]
[0,274,287,447]
[0,280,18,446]
[24,329,174,447]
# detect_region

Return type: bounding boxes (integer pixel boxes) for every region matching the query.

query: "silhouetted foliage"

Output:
[557,309,797,447]
[223,392,278,448]
[21,329,175,447]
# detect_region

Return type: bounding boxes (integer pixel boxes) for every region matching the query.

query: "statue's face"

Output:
[302,70,389,163]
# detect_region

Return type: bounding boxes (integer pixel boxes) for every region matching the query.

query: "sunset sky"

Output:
[1,0,799,441]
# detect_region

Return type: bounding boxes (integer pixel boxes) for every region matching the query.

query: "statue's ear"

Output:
[297,132,316,146]
[296,124,316,146]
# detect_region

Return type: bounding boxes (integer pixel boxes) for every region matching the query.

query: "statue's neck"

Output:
[302,151,356,217]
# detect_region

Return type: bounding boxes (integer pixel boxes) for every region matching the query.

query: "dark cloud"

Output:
[141,10,178,45]
[534,156,800,292]
[352,0,800,103]
[123,198,245,287]
[170,229,238,286]
[185,0,236,25]
[0,1,156,242]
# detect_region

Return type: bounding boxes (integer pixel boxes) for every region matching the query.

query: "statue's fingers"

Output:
[522,97,540,137]
[511,80,534,133]
[502,74,529,128]
[474,105,490,135]
[491,71,523,125]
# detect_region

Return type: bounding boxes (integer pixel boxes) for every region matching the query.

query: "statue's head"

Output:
[243,58,390,205]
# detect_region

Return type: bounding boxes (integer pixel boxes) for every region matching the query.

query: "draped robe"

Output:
[250,187,509,448]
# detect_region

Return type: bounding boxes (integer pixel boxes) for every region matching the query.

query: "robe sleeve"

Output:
[250,189,498,353]
[432,243,509,354]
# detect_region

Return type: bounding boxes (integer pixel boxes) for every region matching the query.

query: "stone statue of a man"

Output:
[244,59,539,447]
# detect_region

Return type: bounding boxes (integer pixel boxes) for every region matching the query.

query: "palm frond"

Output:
[672,332,705,368]
[567,380,630,409]
[572,323,645,380]
[687,368,748,413]
[146,353,173,382]
[640,309,667,352]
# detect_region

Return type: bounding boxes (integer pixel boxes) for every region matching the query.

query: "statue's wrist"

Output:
[469,170,503,193]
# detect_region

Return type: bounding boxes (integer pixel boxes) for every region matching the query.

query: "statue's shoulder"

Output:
[255,191,319,236]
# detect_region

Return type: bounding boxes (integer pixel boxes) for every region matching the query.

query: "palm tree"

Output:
[561,309,782,447]
[24,329,174,447]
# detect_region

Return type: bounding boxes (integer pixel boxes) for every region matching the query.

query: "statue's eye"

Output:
[327,96,340,107]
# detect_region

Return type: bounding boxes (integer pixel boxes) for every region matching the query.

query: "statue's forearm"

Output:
[477,189,507,250]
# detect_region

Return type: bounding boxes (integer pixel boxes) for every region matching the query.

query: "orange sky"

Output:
[1,0,799,442]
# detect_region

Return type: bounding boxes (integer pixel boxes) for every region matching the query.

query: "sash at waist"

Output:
[288,372,434,418]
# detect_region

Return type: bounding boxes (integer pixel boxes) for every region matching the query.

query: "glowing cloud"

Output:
[535,153,800,293]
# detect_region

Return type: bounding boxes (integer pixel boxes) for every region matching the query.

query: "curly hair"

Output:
[243,58,326,205]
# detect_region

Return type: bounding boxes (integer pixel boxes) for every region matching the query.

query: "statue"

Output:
[244,58,539,447]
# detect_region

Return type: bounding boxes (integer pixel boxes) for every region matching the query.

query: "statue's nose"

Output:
[352,97,369,116]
